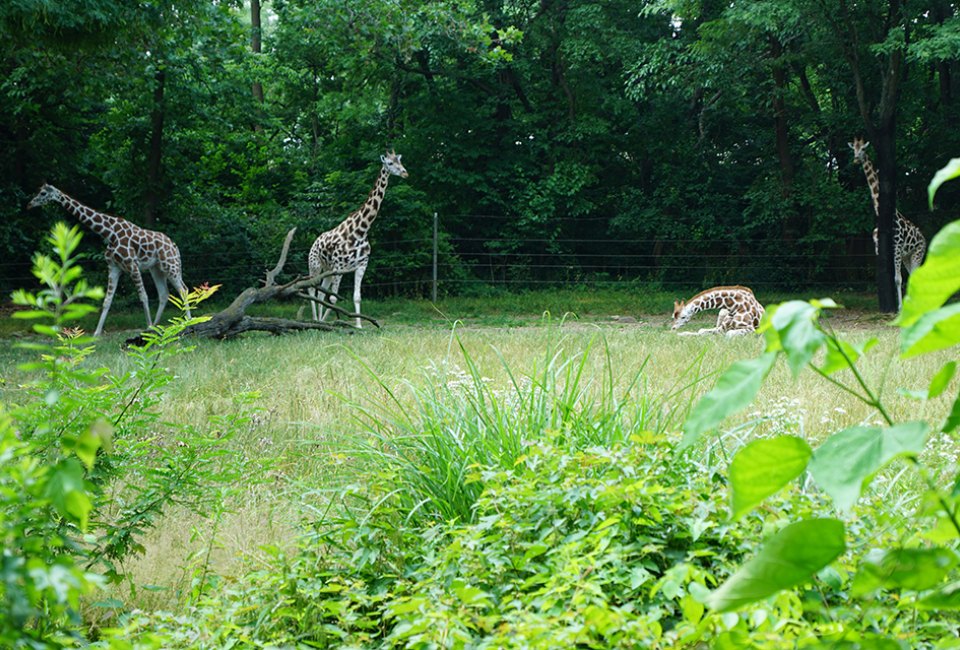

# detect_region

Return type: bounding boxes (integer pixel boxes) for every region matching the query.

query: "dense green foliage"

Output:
[4,1,959,304]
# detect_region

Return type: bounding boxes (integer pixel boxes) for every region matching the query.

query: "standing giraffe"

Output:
[27,184,190,336]
[849,138,926,310]
[308,150,408,328]
[672,286,765,337]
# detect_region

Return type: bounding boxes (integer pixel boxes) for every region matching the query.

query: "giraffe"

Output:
[27,183,191,336]
[672,286,764,337]
[307,150,408,328]
[848,138,926,310]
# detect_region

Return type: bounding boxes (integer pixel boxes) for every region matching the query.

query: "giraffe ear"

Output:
[380,154,388,164]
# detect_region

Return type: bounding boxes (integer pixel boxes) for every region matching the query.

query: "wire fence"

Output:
[0,214,881,302]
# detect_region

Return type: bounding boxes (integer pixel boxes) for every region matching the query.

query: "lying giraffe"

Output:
[672,286,764,337]
[27,183,190,336]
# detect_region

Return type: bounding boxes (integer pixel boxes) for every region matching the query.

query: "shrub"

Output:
[2,224,261,646]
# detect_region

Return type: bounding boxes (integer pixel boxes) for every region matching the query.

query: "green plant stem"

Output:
[819,328,960,537]
[811,332,895,426]
[909,456,960,539]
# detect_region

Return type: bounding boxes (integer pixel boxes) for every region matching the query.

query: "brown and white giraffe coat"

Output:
[27,184,190,336]
[672,286,764,337]
[307,151,408,328]
[849,138,926,310]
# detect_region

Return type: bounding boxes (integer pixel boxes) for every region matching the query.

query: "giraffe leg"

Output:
[150,268,170,326]
[893,260,903,312]
[320,276,342,322]
[95,265,122,337]
[309,285,319,322]
[129,267,153,329]
[352,265,367,328]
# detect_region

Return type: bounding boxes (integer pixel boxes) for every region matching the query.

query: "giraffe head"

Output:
[380,150,408,178]
[672,299,689,330]
[27,183,61,209]
[848,138,869,163]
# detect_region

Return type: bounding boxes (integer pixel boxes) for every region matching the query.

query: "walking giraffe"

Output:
[849,137,926,310]
[672,286,765,337]
[307,150,408,328]
[27,183,190,336]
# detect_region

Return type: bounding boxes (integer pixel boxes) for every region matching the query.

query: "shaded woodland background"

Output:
[2,0,959,304]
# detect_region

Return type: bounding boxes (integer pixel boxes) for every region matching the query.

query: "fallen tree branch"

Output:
[130,228,379,341]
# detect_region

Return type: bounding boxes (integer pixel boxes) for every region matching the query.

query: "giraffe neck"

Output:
[344,166,391,241]
[683,288,749,318]
[858,157,880,215]
[53,191,127,243]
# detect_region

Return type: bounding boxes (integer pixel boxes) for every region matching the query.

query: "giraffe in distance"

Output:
[27,183,191,336]
[849,137,926,310]
[308,150,408,328]
[672,285,765,337]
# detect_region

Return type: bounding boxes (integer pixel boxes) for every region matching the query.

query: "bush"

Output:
[2,224,261,646]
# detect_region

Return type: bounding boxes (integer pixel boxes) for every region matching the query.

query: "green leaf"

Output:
[766,301,827,376]
[943,391,960,433]
[803,635,906,649]
[678,352,777,450]
[819,337,878,375]
[929,158,960,209]
[928,361,957,399]
[895,220,960,328]
[899,302,960,358]
[75,419,111,470]
[918,581,960,609]
[705,518,846,612]
[852,547,958,596]
[45,458,92,531]
[809,423,929,511]
[729,436,812,520]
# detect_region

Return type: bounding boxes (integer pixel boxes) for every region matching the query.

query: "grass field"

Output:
[1,288,955,615]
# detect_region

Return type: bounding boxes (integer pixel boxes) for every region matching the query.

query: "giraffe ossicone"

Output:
[849,137,926,311]
[27,183,191,336]
[307,150,408,328]
[672,286,764,337]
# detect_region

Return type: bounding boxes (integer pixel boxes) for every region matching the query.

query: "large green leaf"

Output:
[895,220,960,328]
[705,518,846,612]
[808,423,929,512]
[853,547,958,596]
[928,361,957,399]
[45,458,92,531]
[899,302,960,358]
[918,581,960,609]
[729,436,812,520]
[944,390,960,433]
[928,158,960,209]
[767,301,827,377]
[678,352,777,450]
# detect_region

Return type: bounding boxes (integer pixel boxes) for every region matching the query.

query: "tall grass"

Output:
[338,318,710,525]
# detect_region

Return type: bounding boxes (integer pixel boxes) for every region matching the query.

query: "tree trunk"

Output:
[251,0,265,105]
[770,37,794,193]
[873,127,899,313]
[143,66,166,227]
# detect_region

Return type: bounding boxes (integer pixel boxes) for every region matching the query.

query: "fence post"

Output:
[432,212,438,302]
